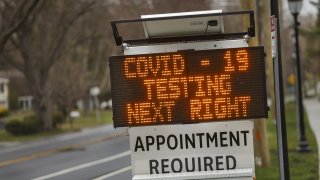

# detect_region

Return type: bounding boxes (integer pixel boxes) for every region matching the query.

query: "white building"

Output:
[0,78,9,110]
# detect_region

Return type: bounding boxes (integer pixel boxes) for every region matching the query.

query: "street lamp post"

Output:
[288,0,311,152]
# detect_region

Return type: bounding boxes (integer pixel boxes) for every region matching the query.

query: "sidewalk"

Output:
[304,98,320,177]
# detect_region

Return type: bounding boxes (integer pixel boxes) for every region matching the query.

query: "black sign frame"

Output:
[109,46,268,127]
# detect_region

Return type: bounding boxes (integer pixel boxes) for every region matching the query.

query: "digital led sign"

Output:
[109,47,268,127]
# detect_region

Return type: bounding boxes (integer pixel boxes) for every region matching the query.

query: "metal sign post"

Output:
[270,0,291,179]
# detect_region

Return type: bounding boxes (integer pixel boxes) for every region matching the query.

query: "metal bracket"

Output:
[110,10,256,46]
[243,35,250,43]
[122,42,129,50]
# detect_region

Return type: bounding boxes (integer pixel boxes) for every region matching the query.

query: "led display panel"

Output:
[109,47,268,127]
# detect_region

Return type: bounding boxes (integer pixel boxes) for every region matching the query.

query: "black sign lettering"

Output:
[147,156,238,174]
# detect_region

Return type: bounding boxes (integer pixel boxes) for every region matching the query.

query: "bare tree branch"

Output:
[0,53,24,72]
[46,1,97,72]
[0,0,40,52]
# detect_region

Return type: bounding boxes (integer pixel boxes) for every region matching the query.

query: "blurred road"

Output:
[304,98,320,177]
[0,125,131,180]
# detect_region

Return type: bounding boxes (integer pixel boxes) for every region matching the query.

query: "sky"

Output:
[302,0,318,15]
[284,0,318,16]
[212,0,318,17]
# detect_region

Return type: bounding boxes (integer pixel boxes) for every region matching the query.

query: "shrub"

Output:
[5,116,41,135]
[5,119,24,135]
[5,113,66,135]
[23,115,41,134]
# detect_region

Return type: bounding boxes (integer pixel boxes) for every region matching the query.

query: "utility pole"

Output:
[261,0,276,121]
[240,0,271,167]
[310,0,320,97]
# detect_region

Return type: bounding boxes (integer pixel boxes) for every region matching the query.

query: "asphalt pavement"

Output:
[0,125,132,180]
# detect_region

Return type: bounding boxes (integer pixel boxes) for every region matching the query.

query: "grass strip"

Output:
[256,102,319,179]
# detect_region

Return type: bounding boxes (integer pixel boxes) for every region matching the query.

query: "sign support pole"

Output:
[270,0,290,179]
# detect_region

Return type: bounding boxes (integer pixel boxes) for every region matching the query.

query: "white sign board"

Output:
[90,86,100,96]
[129,120,255,180]
[70,111,80,118]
